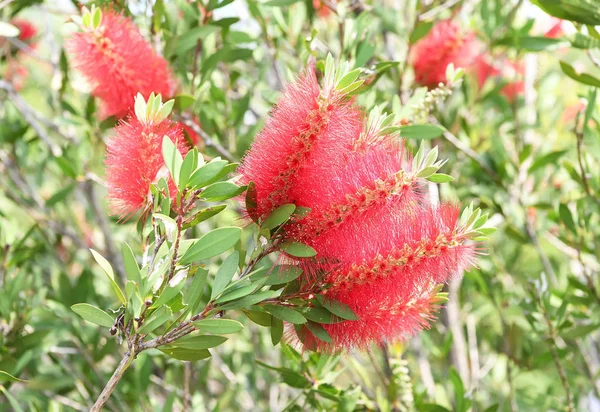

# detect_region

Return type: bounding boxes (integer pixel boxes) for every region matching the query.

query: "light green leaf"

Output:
[181,227,242,264]
[139,305,173,335]
[201,181,245,202]
[211,252,239,300]
[90,249,126,304]
[263,304,307,324]
[193,319,244,334]
[280,242,316,258]
[262,204,296,230]
[162,136,183,185]
[184,269,208,315]
[265,265,303,286]
[399,124,445,140]
[71,303,115,328]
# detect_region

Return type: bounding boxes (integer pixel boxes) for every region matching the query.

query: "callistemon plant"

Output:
[240,56,491,351]
[105,93,188,218]
[67,7,176,119]
[410,19,479,89]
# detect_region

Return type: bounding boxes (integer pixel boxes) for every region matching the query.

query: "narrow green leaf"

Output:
[306,321,332,343]
[182,205,227,229]
[427,173,455,183]
[159,347,211,361]
[399,124,445,140]
[178,150,197,190]
[265,265,303,286]
[263,304,307,324]
[162,136,183,185]
[189,159,228,188]
[90,249,126,304]
[170,334,227,349]
[560,61,600,87]
[271,316,284,345]
[192,319,244,334]
[201,181,245,202]
[315,295,359,320]
[181,227,242,264]
[528,150,568,173]
[184,269,208,315]
[559,204,577,234]
[211,252,239,299]
[280,242,316,258]
[122,244,141,285]
[218,290,280,310]
[71,303,115,328]
[139,306,173,335]
[262,204,296,230]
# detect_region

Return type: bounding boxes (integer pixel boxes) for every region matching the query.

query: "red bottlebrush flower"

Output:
[238,64,362,221]
[67,9,176,119]
[312,0,335,18]
[4,60,29,91]
[472,54,524,102]
[410,20,479,89]
[10,19,37,43]
[105,95,187,217]
[240,62,480,352]
[544,18,564,39]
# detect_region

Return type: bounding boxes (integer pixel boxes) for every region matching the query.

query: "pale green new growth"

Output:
[135,93,175,125]
[322,53,364,96]
[413,141,448,179]
[81,5,102,31]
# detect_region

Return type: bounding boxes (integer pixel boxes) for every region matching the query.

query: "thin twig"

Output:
[90,348,136,412]
[176,114,236,162]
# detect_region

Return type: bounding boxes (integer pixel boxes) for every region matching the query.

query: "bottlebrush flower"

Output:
[10,19,37,43]
[105,94,187,217]
[473,54,524,102]
[410,20,479,89]
[241,59,484,352]
[4,60,29,91]
[238,62,362,221]
[67,8,176,119]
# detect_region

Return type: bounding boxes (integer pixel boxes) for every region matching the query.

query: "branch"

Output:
[176,114,236,162]
[90,348,136,412]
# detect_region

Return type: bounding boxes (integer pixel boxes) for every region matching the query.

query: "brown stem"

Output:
[90,348,136,412]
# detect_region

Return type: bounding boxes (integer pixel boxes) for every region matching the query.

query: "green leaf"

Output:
[173,25,220,56]
[45,183,75,207]
[561,323,600,339]
[559,61,600,88]
[178,150,197,190]
[201,181,245,202]
[263,304,307,324]
[170,334,227,349]
[139,306,173,335]
[264,0,300,5]
[192,319,244,334]
[315,295,359,321]
[280,242,317,258]
[215,284,256,304]
[218,290,280,310]
[271,316,284,345]
[410,21,433,44]
[399,124,445,140]
[559,204,577,234]
[182,205,227,229]
[211,252,239,299]
[181,227,242,264]
[162,136,183,186]
[0,370,26,383]
[306,321,332,343]
[496,35,566,51]
[532,0,600,25]
[122,244,141,285]
[301,307,343,324]
[528,150,568,173]
[174,94,196,110]
[159,347,211,361]
[184,269,208,315]
[265,265,303,286]
[90,249,126,304]
[71,303,115,328]
[243,309,273,327]
[569,32,600,49]
[427,173,455,183]
[261,204,296,230]
[0,386,24,412]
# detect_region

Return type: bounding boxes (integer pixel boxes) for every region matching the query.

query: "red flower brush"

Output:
[67,7,176,119]
[105,94,188,217]
[10,19,37,43]
[410,20,480,89]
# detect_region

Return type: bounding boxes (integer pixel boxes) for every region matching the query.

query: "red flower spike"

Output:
[67,9,176,119]
[10,19,37,43]
[410,20,480,89]
[105,95,187,217]
[238,65,362,221]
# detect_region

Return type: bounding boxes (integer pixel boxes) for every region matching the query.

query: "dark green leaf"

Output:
[211,252,239,299]
[306,321,332,343]
[262,204,296,230]
[265,265,303,286]
[399,124,445,140]
[200,182,245,202]
[192,319,244,334]
[71,303,115,328]
[280,242,316,258]
[263,304,307,324]
[560,61,600,87]
[181,227,242,264]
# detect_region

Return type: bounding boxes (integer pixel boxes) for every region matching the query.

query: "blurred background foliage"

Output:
[1,0,600,410]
